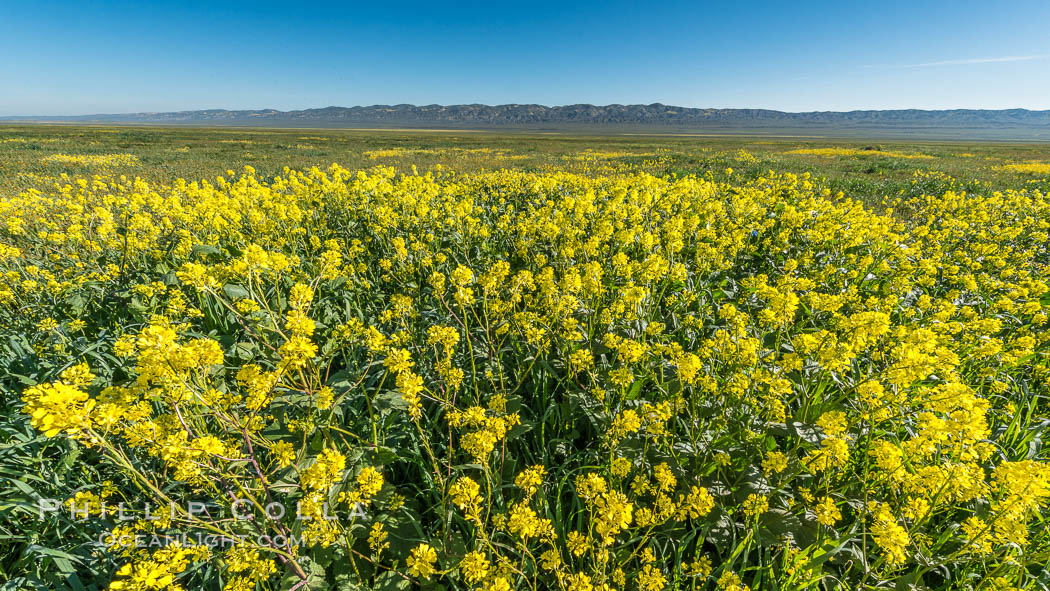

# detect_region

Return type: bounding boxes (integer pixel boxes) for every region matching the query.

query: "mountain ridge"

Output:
[5,104,1050,139]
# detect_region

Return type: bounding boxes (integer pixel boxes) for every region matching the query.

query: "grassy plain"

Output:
[1,124,1048,200]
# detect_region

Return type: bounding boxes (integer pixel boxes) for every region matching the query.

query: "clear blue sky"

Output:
[3,0,1050,115]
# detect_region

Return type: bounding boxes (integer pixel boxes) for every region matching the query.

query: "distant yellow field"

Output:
[40,153,140,166]
[787,147,933,159]
[1000,161,1050,174]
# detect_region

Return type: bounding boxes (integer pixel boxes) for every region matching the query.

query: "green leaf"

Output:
[372,571,412,591]
[223,284,251,300]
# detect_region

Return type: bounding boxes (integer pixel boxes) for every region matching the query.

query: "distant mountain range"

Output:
[5,104,1050,139]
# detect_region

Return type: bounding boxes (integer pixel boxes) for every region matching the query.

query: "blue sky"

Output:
[3,0,1049,114]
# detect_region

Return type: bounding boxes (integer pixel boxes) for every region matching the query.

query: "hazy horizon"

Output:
[6,103,1050,119]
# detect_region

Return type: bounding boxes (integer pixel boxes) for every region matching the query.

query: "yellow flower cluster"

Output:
[3,160,1049,590]
[21,381,95,437]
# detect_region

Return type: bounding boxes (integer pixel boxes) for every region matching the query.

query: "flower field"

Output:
[2,137,1050,590]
